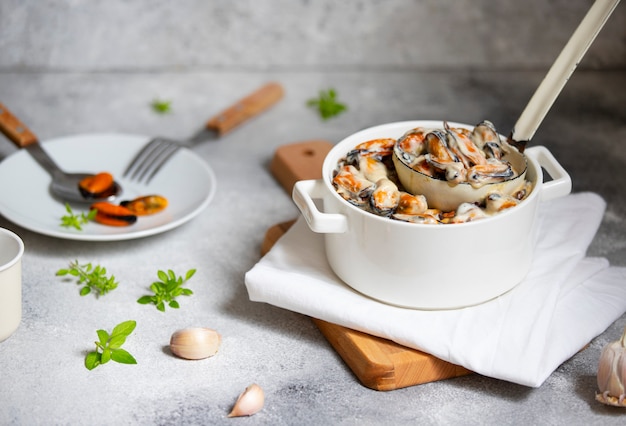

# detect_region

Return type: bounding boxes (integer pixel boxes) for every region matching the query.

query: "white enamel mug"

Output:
[0,228,24,342]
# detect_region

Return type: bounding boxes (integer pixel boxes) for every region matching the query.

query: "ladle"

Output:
[0,103,122,204]
[508,0,621,152]
[394,0,620,211]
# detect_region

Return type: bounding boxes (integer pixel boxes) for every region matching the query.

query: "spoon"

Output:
[0,103,122,204]
[508,0,621,152]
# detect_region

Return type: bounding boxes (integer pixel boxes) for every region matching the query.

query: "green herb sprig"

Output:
[56,260,119,297]
[85,320,137,370]
[307,88,347,120]
[60,203,97,231]
[151,98,172,114]
[137,269,196,312]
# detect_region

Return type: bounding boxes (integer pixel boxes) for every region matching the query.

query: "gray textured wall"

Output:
[1,0,624,72]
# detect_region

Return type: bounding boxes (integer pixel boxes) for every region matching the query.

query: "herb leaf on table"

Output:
[56,260,119,297]
[151,98,172,114]
[85,320,137,370]
[137,269,196,312]
[307,88,348,120]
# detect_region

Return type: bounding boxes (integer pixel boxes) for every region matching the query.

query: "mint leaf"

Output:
[56,260,119,297]
[111,320,136,338]
[101,348,112,364]
[307,88,348,120]
[59,203,96,231]
[137,269,196,312]
[136,296,152,305]
[108,335,127,350]
[85,352,100,370]
[85,321,137,370]
[111,349,137,365]
[96,330,109,346]
[151,99,172,114]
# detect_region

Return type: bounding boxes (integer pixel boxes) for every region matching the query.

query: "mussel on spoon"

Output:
[0,103,122,204]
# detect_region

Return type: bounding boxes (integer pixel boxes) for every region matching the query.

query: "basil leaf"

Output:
[111,349,137,365]
[85,352,100,370]
[111,320,136,338]
[96,329,109,346]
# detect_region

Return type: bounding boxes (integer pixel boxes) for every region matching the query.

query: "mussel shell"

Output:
[369,178,400,216]
[393,126,528,212]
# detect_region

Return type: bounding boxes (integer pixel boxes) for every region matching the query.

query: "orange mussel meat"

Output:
[90,202,137,227]
[79,172,116,199]
[120,195,168,216]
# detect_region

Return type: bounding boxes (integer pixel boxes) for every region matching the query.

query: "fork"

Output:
[123,137,182,184]
[123,82,284,184]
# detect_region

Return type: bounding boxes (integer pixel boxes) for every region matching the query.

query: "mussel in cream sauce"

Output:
[332,120,533,224]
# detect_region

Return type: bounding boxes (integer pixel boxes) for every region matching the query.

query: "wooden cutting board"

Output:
[265,141,472,391]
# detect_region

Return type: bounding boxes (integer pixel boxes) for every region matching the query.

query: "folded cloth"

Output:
[245,192,626,387]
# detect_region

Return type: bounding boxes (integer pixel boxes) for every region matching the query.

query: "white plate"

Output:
[0,134,216,241]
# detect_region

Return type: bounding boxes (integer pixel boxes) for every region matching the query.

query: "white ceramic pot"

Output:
[292,121,572,310]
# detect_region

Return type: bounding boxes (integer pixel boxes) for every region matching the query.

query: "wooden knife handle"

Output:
[206,82,284,135]
[0,102,39,148]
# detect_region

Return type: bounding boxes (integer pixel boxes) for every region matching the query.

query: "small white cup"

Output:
[0,228,24,342]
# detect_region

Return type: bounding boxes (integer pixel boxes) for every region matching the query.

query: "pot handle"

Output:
[292,179,348,233]
[525,146,572,201]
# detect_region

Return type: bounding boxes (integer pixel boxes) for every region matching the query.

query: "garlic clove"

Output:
[169,327,221,360]
[596,325,626,407]
[228,383,264,417]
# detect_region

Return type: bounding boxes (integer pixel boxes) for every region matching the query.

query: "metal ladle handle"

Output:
[509,0,621,151]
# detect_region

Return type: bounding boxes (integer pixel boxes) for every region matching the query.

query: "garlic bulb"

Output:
[596,325,626,407]
[228,383,264,417]
[169,327,221,360]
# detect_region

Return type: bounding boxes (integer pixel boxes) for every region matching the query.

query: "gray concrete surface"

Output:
[1,1,625,424]
[2,0,625,71]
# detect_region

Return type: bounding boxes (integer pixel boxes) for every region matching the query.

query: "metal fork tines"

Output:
[124,137,182,184]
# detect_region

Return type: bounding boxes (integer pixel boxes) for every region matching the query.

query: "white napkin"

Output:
[245,192,626,387]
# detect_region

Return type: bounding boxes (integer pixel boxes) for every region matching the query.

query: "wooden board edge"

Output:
[260,214,473,391]
[314,318,472,391]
